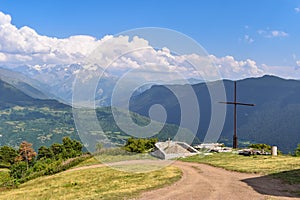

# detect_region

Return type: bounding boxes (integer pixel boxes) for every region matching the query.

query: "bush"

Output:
[32,160,48,172]
[294,144,300,157]
[50,137,83,160]
[249,143,271,152]
[0,146,18,166]
[37,146,54,160]
[10,162,28,179]
[124,138,158,153]
[249,143,282,155]
[2,138,88,187]
[17,154,91,184]
[50,143,64,159]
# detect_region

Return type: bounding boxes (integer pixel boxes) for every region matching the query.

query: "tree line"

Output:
[0,137,87,186]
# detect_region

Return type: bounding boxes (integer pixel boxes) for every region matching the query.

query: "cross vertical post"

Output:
[219,81,255,149]
[233,81,237,149]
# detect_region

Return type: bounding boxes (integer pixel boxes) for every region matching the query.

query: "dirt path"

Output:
[138,161,299,200]
[68,160,299,200]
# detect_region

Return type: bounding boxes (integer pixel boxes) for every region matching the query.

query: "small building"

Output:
[151,140,200,160]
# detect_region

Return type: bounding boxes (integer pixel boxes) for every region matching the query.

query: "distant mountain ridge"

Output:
[0,65,205,107]
[130,75,300,153]
[0,78,192,150]
[1,64,300,153]
[0,67,55,100]
[0,78,68,109]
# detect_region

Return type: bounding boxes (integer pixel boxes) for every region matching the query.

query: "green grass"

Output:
[74,154,162,173]
[74,157,101,167]
[272,169,300,184]
[75,152,158,168]
[180,153,300,184]
[0,165,181,200]
[95,153,158,163]
[0,170,12,189]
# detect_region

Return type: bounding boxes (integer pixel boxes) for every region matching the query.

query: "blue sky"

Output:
[1,0,300,79]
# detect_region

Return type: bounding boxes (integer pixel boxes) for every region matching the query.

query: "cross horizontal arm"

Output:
[219,102,255,106]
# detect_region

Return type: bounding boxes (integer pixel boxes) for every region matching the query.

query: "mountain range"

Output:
[130,75,300,153]
[0,77,187,150]
[0,64,300,153]
[1,64,204,107]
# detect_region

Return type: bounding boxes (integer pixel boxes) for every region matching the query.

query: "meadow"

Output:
[0,163,181,200]
[2,152,300,199]
[180,153,300,184]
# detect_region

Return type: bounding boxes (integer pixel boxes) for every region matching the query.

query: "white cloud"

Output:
[296,60,300,66]
[244,35,254,44]
[209,55,264,79]
[271,30,288,37]
[0,12,153,68]
[0,12,127,66]
[0,11,299,81]
[0,12,11,25]
[257,29,289,38]
[295,7,300,13]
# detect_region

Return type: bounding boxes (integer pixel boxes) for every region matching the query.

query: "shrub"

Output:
[124,138,158,153]
[249,143,282,155]
[50,143,64,159]
[37,146,54,160]
[249,143,271,152]
[3,138,88,187]
[0,146,18,166]
[10,161,28,179]
[294,144,300,157]
[32,161,48,172]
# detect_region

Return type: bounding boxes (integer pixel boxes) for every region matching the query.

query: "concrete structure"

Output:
[194,143,223,149]
[151,141,200,160]
[271,146,278,156]
[194,143,232,153]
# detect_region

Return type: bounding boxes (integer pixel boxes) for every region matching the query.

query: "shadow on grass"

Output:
[242,169,300,198]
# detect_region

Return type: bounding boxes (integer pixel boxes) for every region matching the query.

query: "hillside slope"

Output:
[0,79,193,150]
[130,75,300,153]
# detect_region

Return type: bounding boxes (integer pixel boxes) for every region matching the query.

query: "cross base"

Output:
[233,135,238,149]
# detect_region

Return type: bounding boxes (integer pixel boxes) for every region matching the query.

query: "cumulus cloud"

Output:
[296,60,300,67]
[0,12,11,25]
[0,11,297,81]
[295,7,300,13]
[209,55,264,79]
[0,11,120,66]
[258,29,289,38]
[0,11,220,80]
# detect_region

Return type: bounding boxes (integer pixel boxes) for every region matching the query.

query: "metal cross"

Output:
[219,81,255,149]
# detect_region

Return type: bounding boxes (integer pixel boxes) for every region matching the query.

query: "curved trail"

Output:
[138,161,298,200]
[68,160,298,200]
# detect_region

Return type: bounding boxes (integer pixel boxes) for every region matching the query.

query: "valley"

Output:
[1,71,300,153]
